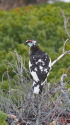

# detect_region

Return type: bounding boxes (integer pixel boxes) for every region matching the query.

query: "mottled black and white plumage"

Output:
[26,40,51,94]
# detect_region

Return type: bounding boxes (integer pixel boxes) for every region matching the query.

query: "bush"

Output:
[0,52,70,125]
[0,110,7,125]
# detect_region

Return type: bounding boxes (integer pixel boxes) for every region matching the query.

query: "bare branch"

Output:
[61,10,70,39]
[51,10,70,67]
[66,66,70,74]
[51,50,70,67]
[60,74,67,87]
[63,39,69,53]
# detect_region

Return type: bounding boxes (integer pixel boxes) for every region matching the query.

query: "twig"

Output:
[51,50,70,67]
[61,10,70,39]
[60,74,67,87]
[51,11,70,72]
[63,39,69,53]
[36,95,42,125]
[66,66,70,74]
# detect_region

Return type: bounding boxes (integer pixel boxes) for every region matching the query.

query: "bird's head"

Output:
[26,40,37,47]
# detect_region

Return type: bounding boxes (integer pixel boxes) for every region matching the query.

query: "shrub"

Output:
[0,52,70,125]
[0,110,7,125]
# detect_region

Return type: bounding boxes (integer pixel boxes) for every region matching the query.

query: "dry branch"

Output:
[63,39,69,53]
[51,10,70,68]
[50,10,70,68]
[51,50,70,67]
[61,10,70,39]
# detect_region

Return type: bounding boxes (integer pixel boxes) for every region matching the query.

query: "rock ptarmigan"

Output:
[26,40,51,94]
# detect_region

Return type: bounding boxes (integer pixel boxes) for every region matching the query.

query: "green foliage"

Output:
[1,81,9,92]
[0,110,7,125]
[0,2,70,84]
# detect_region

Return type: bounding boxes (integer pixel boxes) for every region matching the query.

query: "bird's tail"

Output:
[32,81,43,94]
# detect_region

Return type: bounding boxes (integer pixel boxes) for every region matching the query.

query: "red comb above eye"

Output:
[27,40,32,42]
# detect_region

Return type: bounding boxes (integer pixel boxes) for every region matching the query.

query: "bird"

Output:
[26,40,51,94]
